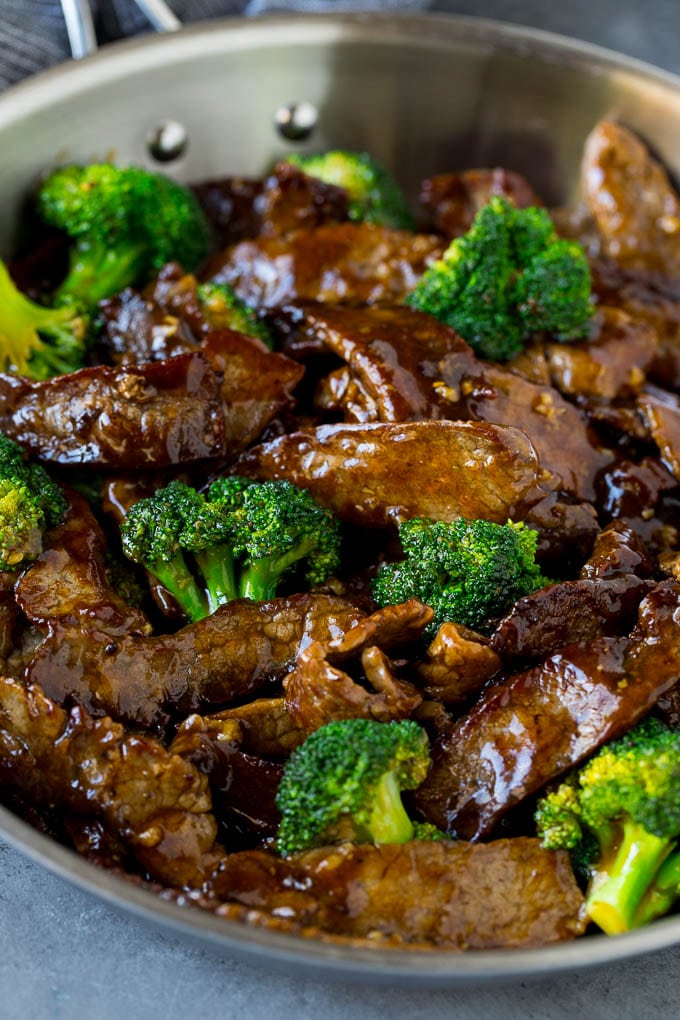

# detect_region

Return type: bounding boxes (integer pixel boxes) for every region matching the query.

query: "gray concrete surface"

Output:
[3,3,680,1017]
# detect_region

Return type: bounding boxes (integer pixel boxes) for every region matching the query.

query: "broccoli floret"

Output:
[0,260,87,379]
[119,480,208,622]
[197,282,274,349]
[406,196,593,360]
[275,718,430,856]
[535,717,680,934]
[233,479,341,601]
[37,163,211,309]
[284,150,413,230]
[371,516,548,638]
[0,432,67,571]
[120,477,341,622]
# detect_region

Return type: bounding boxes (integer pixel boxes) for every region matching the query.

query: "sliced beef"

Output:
[415,623,501,707]
[193,163,349,247]
[207,839,585,948]
[522,494,599,573]
[170,714,283,837]
[275,301,473,421]
[15,493,150,635]
[490,575,655,666]
[637,384,680,481]
[25,594,364,730]
[175,698,306,758]
[201,330,303,460]
[420,168,543,238]
[415,582,680,839]
[590,257,680,391]
[99,286,196,365]
[275,302,611,501]
[579,520,657,580]
[234,420,544,527]
[206,222,444,308]
[582,120,680,274]
[0,676,223,888]
[545,307,657,401]
[283,602,430,731]
[0,353,225,469]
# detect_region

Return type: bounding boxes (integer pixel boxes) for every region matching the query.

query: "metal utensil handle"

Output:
[133,0,182,33]
[61,0,181,59]
[60,0,98,57]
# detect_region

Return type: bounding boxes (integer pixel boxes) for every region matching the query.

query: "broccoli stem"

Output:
[56,238,147,308]
[240,537,317,601]
[587,820,672,934]
[148,552,207,623]
[634,850,680,929]
[194,546,239,613]
[366,771,415,844]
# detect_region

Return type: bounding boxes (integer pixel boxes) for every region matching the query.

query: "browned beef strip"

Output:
[193,176,264,247]
[0,676,223,888]
[99,286,197,365]
[596,456,679,520]
[490,575,655,666]
[591,258,680,391]
[274,301,473,421]
[582,120,680,274]
[580,520,657,579]
[275,302,611,501]
[25,594,364,730]
[207,839,585,948]
[193,163,349,247]
[0,353,225,468]
[415,623,501,708]
[522,494,600,572]
[15,493,150,635]
[170,715,283,837]
[545,307,657,401]
[445,361,610,502]
[172,698,306,759]
[284,639,422,731]
[656,686,680,729]
[283,602,431,731]
[205,222,444,308]
[420,168,543,238]
[414,582,680,839]
[201,330,304,460]
[637,384,680,481]
[233,421,544,527]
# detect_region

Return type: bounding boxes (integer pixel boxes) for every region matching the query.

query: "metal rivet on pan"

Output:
[274,102,318,142]
[147,120,189,162]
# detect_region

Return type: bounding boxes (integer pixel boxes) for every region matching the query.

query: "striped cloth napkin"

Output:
[0,0,431,91]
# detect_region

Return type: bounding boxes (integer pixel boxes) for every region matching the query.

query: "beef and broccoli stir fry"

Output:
[2,123,680,951]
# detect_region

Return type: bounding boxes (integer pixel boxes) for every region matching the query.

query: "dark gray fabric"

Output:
[0,0,431,92]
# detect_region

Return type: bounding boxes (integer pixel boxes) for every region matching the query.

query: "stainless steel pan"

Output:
[1,12,680,985]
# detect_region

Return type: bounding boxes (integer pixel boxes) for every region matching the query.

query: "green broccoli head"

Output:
[284,150,413,230]
[0,433,67,571]
[371,516,548,638]
[197,282,274,349]
[120,480,209,623]
[406,196,593,360]
[37,163,211,309]
[535,717,680,934]
[275,718,431,856]
[0,260,88,380]
[120,477,341,621]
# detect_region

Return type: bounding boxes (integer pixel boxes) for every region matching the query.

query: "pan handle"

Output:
[60,0,181,59]
[60,0,98,58]
[132,0,182,33]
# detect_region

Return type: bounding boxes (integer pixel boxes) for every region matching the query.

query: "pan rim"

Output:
[2,10,680,984]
